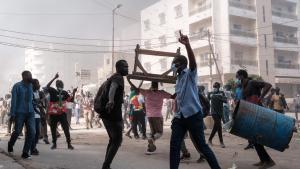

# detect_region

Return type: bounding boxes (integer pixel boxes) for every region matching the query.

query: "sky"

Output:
[0,0,158,96]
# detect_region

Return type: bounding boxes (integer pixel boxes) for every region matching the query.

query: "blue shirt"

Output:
[175,68,202,118]
[235,87,243,101]
[10,81,34,117]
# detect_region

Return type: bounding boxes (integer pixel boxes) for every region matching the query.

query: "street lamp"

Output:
[111,4,122,74]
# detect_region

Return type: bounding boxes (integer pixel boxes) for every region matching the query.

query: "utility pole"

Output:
[111,4,122,74]
[209,53,213,90]
[207,30,223,86]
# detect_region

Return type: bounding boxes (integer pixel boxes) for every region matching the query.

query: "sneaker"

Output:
[197,156,206,163]
[68,144,74,150]
[244,144,254,150]
[220,143,226,148]
[21,153,31,160]
[142,135,147,140]
[147,139,157,153]
[259,160,276,169]
[51,143,57,150]
[8,144,13,154]
[125,133,132,139]
[31,149,39,156]
[180,153,191,161]
[253,161,264,166]
[43,139,50,145]
[134,135,140,139]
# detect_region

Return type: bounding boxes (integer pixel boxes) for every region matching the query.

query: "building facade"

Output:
[141,0,300,97]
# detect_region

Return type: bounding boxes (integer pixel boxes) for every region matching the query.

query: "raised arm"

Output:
[46,73,59,88]
[179,30,197,70]
[260,82,272,101]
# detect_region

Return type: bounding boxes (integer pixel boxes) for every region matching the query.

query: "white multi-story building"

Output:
[141,0,300,97]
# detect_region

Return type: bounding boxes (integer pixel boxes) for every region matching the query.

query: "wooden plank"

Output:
[127,74,176,84]
[138,49,179,57]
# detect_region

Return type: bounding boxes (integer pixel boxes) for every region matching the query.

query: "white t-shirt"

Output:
[33,92,41,119]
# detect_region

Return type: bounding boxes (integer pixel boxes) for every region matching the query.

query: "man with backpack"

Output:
[94,60,129,169]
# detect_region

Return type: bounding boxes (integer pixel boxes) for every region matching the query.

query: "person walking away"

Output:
[208,82,227,148]
[270,87,289,114]
[123,95,130,129]
[8,71,35,159]
[169,31,221,169]
[30,79,42,155]
[40,89,50,144]
[130,88,147,139]
[293,94,300,128]
[45,73,77,150]
[83,94,94,129]
[236,69,275,169]
[96,60,128,169]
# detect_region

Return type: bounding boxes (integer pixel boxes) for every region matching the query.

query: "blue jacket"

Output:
[10,81,34,117]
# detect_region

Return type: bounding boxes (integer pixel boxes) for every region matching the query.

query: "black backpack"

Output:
[94,78,112,117]
[199,92,210,118]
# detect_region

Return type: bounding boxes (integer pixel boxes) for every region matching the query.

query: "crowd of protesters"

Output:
[0,31,299,169]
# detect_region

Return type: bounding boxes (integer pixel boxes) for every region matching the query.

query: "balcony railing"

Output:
[272,9,297,20]
[189,3,211,16]
[190,31,209,41]
[229,0,256,11]
[230,29,256,38]
[231,59,258,66]
[275,63,299,69]
[274,36,298,44]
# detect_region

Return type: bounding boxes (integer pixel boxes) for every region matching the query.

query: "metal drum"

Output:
[230,100,295,152]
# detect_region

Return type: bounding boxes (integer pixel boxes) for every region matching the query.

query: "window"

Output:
[159,35,167,47]
[234,51,243,60]
[174,4,183,18]
[233,24,242,30]
[158,13,166,25]
[199,52,210,66]
[144,19,150,31]
[144,40,151,49]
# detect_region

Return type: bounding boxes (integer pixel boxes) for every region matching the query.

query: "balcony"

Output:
[274,36,298,44]
[189,3,211,16]
[232,59,258,66]
[190,31,208,41]
[229,0,255,11]
[230,29,256,38]
[272,9,297,20]
[275,63,299,69]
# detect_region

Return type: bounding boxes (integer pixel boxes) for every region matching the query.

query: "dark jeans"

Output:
[170,113,220,169]
[8,113,35,154]
[102,119,123,169]
[31,118,40,151]
[254,143,272,162]
[40,114,48,140]
[209,114,224,143]
[132,111,146,137]
[7,116,15,134]
[50,113,71,144]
